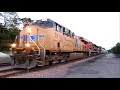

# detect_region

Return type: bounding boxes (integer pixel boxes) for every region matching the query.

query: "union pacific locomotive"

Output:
[10,18,106,69]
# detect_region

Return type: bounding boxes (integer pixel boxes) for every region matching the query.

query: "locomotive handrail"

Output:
[28,35,41,55]
[38,36,46,60]
[15,35,17,42]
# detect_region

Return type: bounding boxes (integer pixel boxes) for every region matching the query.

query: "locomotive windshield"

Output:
[32,20,53,28]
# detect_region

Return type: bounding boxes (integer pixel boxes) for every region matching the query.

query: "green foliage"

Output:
[111,43,120,54]
[80,37,83,39]
[0,12,20,29]
[0,32,11,51]
[20,17,33,23]
[0,13,33,52]
[0,25,19,51]
[0,12,20,52]
[27,18,32,22]
[0,24,6,33]
[8,27,19,40]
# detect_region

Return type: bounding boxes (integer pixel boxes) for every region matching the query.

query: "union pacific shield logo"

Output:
[39,34,45,39]
[30,35,37,41]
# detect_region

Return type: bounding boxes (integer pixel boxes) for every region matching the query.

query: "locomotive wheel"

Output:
[83,53,86,58]
[58,59,61,63]
[61,58,66,62]
[65,57,69,62]
[49,61,53,65]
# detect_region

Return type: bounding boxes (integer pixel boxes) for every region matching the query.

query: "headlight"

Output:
[25,43,30,47]
[11,43,16,48]
[27,27,31,33]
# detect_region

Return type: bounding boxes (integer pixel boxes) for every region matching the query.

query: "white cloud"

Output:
[17,12,120,50]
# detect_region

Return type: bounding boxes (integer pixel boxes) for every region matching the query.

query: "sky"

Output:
[17,12,120,50]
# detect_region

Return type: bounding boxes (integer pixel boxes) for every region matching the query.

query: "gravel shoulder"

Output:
[64,53,120,78]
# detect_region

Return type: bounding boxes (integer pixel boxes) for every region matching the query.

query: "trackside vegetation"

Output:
[111,42,120,54]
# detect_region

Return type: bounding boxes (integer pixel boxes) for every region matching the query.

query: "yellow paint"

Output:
[18,25,88,52]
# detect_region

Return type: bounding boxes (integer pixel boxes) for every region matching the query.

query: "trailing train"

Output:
[10,18,107,69]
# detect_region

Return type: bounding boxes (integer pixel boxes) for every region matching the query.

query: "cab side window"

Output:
[55,23,58,31]
[63,27,65,34]
[57,42,60,47]
[57,25,59,31]
[61,27,63,33]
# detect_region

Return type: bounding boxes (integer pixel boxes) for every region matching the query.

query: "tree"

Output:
[8,27,19,41]
[0,23,5,33]
[0,12,21,51]
[20,17,34,27]
[111,42,120,54]
[0,14,34,51]
[0,12,20,30]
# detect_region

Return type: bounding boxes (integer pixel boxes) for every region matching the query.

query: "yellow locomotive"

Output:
[10,18,89,69]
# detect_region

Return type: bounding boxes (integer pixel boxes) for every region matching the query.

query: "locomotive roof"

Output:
[36,18,72,31]
[80,37,90,43]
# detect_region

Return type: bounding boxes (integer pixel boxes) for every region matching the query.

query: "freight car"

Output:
[10,18,104,69]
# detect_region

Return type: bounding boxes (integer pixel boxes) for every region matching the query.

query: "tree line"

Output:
[0,12,33,52]
[111,42,120,54]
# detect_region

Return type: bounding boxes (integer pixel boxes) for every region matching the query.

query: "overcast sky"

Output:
[17,12,120,50]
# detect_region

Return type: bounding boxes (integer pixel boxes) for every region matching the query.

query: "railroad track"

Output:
[0,68,25,78]
[0,63,11,67]
[0,54,105,78]
[0,66,13,72]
